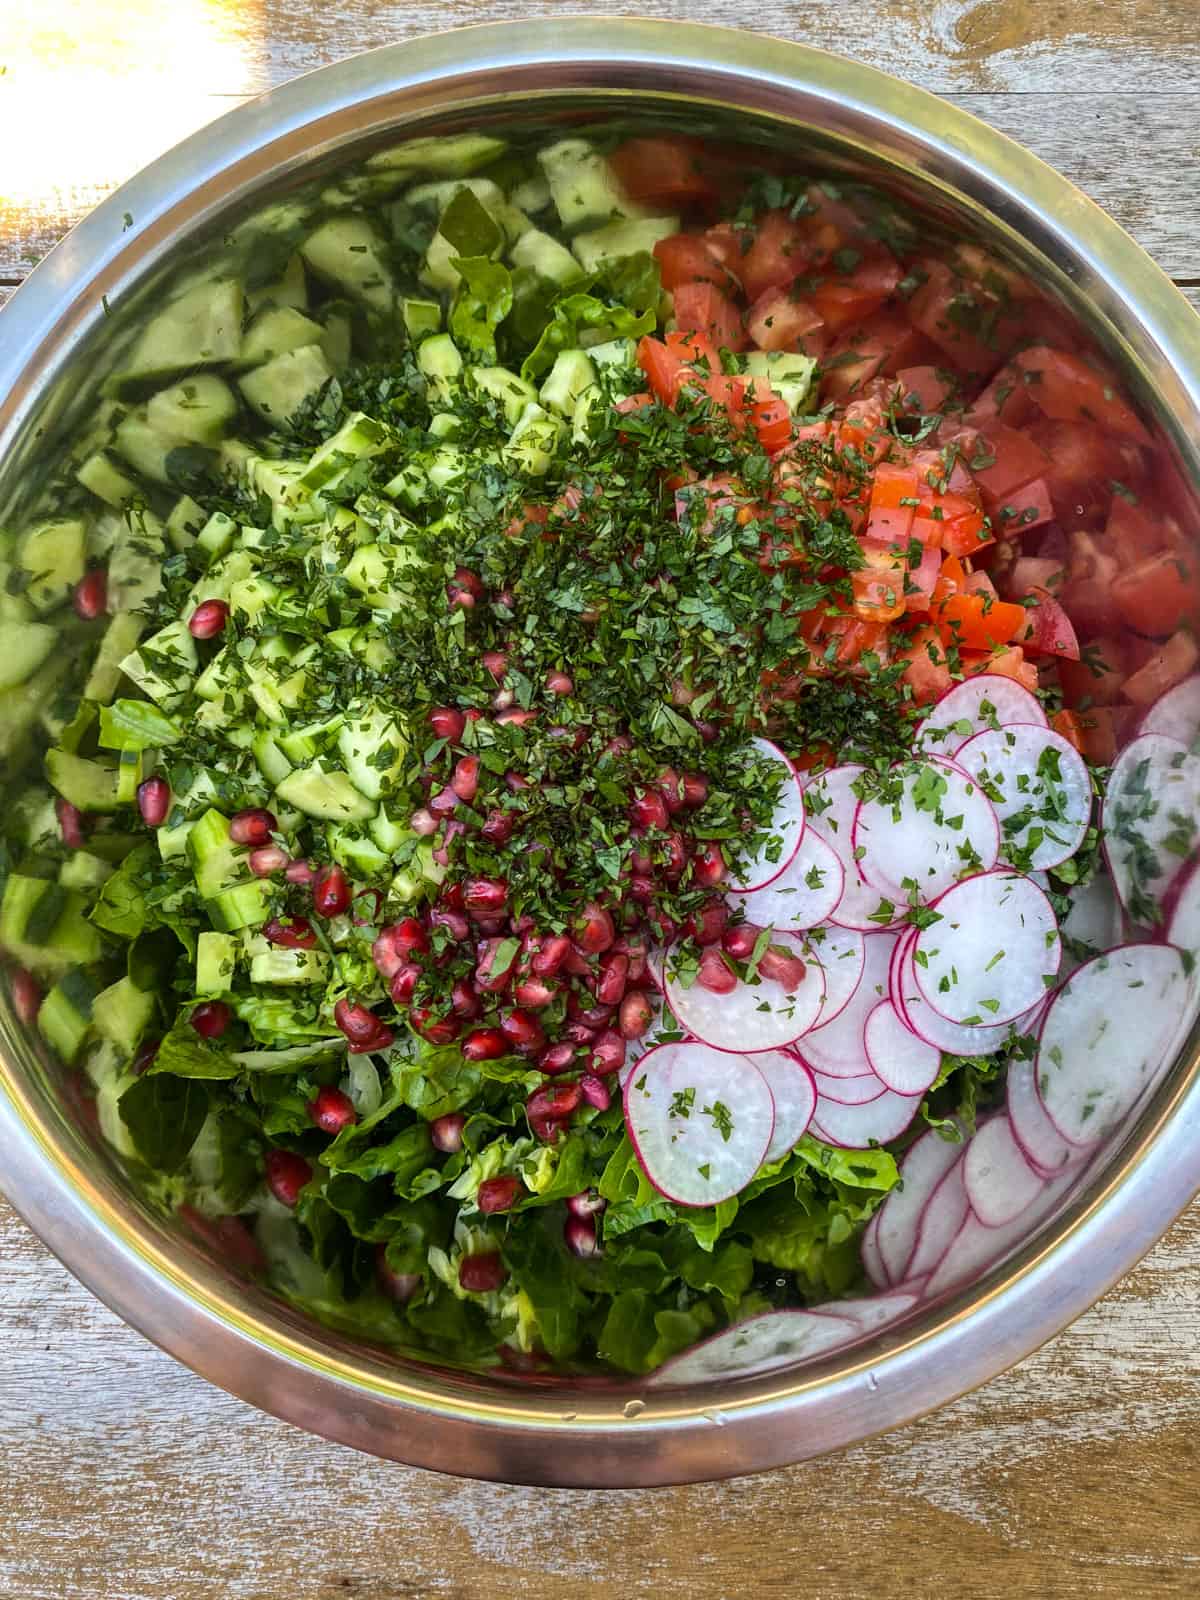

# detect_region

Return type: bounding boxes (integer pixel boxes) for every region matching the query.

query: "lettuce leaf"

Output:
[520,254,661,380]
[450,257,513,361]
[118,1073,209,1172]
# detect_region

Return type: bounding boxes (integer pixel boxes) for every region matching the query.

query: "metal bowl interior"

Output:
[1,18,1200,1486]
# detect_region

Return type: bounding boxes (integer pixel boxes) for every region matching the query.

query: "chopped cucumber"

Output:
[300,217,395,316]
[77,450,139,509]
[146,375,239,446]
[92,976,156,1048]
[115,277,244,385]
[539,349,597,416]
[45,749,121,813]
[239,343,334,425]
[538,138,649,231]
[471,366,538,426]
[39,969,103,1063]
[0,622,57,690]
[275,766,376,823]
[196,930,239,996]
[237,305,325,368]
[18,518,87,614]
[367,132,507,176]
[571,216,680,274]
[510,227,584,287]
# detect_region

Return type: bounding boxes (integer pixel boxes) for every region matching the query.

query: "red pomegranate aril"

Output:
[629,789,670,831]
[482,649,509,679]
[645,906,680,945]
[566,1189,607,1219]
[451,756,480,802]
[629,837,655,875]
[477,1176,523,1214]
[464,876,508,915]
[463,1027,509,1062]
[431,1112,466,1153]
[409,807,438,836]
[481,808,516,844]
[132,1037,161,1076]
[375,1245,421,1304]
[135,776,171,828]
[661,831,687,878]
[613,934,649,984]
[629,874,656,904]
[656,766,684,815]
[537,1041,577,1075]
[389,963,421,1005]
[472,914,507,937]
[475,937,516,993]
[350,1024,394,1055]
[722,922,765,961]
[190,1000,232,1039]
[72,568,108,620]
[564,1215,600,1258]
[263,916,317,950]
[574,901,615,954]
[56,798,85,850]
[10,968,41,1026]
[448,566,484,608]
[681,772,708,809]
[429,706,466,741]
[692,841,726,887]
[596,951,629,1005]
[285,859,316,886]
[619,990,654,1040]
[428,785,459,816]
[527,1081,582,1141]
[249,844,289,877]
[579,1073,611,1111]
[312,864,351,918]
[265,1149,311,1208]
[440,882,466,912]
[546,669,574,695]
[587,1028,627,1077]
[495,707,536,727]
[505,769,531,793]
[188,598,229,639]
[500,1009,545,1054]
[758,943,807,990]
[430,907,470,942]
[229,807,276,846]
[697,947,738,994]
[567,991,614,1028]
[530,934,571,977]
[459,1252,508,1293]
[601,734,633,762]
[393,917,430,956]
[686,900,728,947]
[308,1085,358,1134]
[450,979,482,1020]
[513,975,559,1009]
[564,1021,598,1047]
[334,998,386,1046]
[409,1007,460,1045]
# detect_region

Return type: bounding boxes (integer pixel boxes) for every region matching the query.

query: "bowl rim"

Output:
[2,16,1200,1487]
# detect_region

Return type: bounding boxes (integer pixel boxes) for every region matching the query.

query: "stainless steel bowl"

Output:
[2,18,1200,1487]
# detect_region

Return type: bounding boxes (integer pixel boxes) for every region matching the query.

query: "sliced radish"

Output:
[913,870,1060,1027]
[1036,944,1189,1145]
[753,1051,817,1164]
[875,1122,966,1284]
[812,1086,920,1148]
[803,924,866,1026]
[954,724,1092,871]
[809,1066,887,1105]
[922,1164,1082,1299]
[853,757,1000,904]
[662,934,826,1053]
[914,673,1046,756]
[864,1000,941,1096]
[1103,733,1200,924]
[1061,872,1124,968]
[1167,857,1200,960]
[619,989,677,1087]
[725,737,806,892]
[803,765,904,931]
[817,1287,922,1332]
[1006,1057,1080,1178]
[962,1113,1046,1227]
[896,933,1035,1058]
[731,827,843,931]
[798,930,900,1075]
[649,1308,860,1385]
[623,1042,774,1206]
[861,1210,890,1288]
[906,1154,970,1279]
[1139,672,1200,746]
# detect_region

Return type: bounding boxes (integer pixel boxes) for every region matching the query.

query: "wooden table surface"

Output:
[2,4,1199,1595]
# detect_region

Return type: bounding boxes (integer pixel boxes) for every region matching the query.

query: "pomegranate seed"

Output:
[441,882,466,912]
[493,588,515,611]
[375,1245,420,1303]
[505,770,531,793]
[697,947,737,994]
[229,808,276,846]
[629,789,669,831]
[481,808,516,844]
[530,934,571,976]
[262,916,317,950]
[285,860,317,886]
[527,1082,582,1141]
[308,1085,357,1135]
[334,998,386,1046]
[619,990,654,1040]
[646,906,680,944]
[447,566,484,608]
[692,841,726,887]
[429,706,466,741]
[656,766,684,815]
[56,798,85,850]
[475,937,517,993]
[451,756,479,802]
[671,678,697,706]
[430,1113,466,1153]
[428,785,459,816]
[72,568,108,620]
[464,876,508,915]
[612,934,649,984]
[409,807,438,836]
[389,963,421,1005]
[491,687,515,712]
[564,1215,600,1258]
[681,772,708,809]
[567,991,614,1028]
[574,902,615,954]
[546,670,573,695]
[567,1190,607,1219]
[629,874,656,904]
[265,1149,311,1208]
[595,951,629,1006]
[722,922,765,960]
[500,1009,545,1054]
[564,1020,598,1046]
[450,979,482,1020]
[758,943,807,990]
[587,1029,626,1077]
[459,1252,507,1293]
[513,975,559,1009]
[686,900,728,947]
[312,864,351,918]
[471,914,505,937]
[477,1176,523,1214]
[190,1000,231,1039]
[132,1037,161,1075]
[351,1024,394,1055]
[393,917,430,957]
[495,707,536,727]
[249,844,289,877]
[409,1007,460,1045]
[661,831,687,878]
[537,1041,577,1075]
[463,1027,508,1061]
[430,907,470,942]
[10,968,41,1026]
[579,1073,610,1111]
[564,946,595,980]
[600,734,632,762]
[482,649,509,679]
[188,598,229,639]
[135,776,171,828]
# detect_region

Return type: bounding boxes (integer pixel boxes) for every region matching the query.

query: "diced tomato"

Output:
[1017,588,1080,660]
[702,221,748,284]
[909,515,944,549]
[746,288,826,354]
[1052,707,1116,765]
[664,328,721,373]
[1122,630,1200,707]
[933,551,1026,650]
[1031,417,1147,530]
[852,539,907,622]
[738,209,815,301]
[1058,634,1125,708]
[675,474,745,533]
[689,373,748,425]
[1012,346,1152,444]
[1112,550,1200,637]
[614,391,654,415]
[969,365,1037,427]
[673,281,746,351]
[609,137,720,211]
[907,259,1012,377]
[905,544,942,613]
[896,625,953,704]
[748,381,791,454]
[838,403,892,469]
[822,310,924,402]
[808,252,902,334]
[939,512,994,560]
[654,233,733,292]
[896,365,957,415]
[957,423,1051,507]
[961,646,1039,694]
[1008,554,1065,599]
[638,335,686,405]
[911,448,989,557]
[865,462,920,543]
[989,476,1055,538]
[1104,492,1164,563]
[803,183,865,258]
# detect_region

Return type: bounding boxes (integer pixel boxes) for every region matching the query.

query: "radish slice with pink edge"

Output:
[753,1051,817,1165]
[1167,859,1200,981]
[863,1000,941,1096]
[1006,1057,1081,1178]
[812,1085,920,1149]
[798,929,900,1076]
[913,870,1061,1027]
[875,1121,967,1285]
[962,1113,1047,1227]
[661,934,825,1053]
[907,1155,971,1280]
[861,1210,890,1288]
[852,756,1000,904]
[954,724,1093,871]
[922,1163,1084,1299]
[730,827,844,931]
[818,1287,923,1333]
[914,673,1047,757]
[619,990,679,1087]
[895,931,1038,1057]
[1035,943,1189,1146]
[803,765,905,931]
[1139,672,1200,745]
[802,923,866,1026]
[648,1308,861,1385]
[724,737,806,893]
[623,1042,775,1207]
[1061,871,1124,971]
[1103,733,1200,924]
[809,1066,887,1105]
